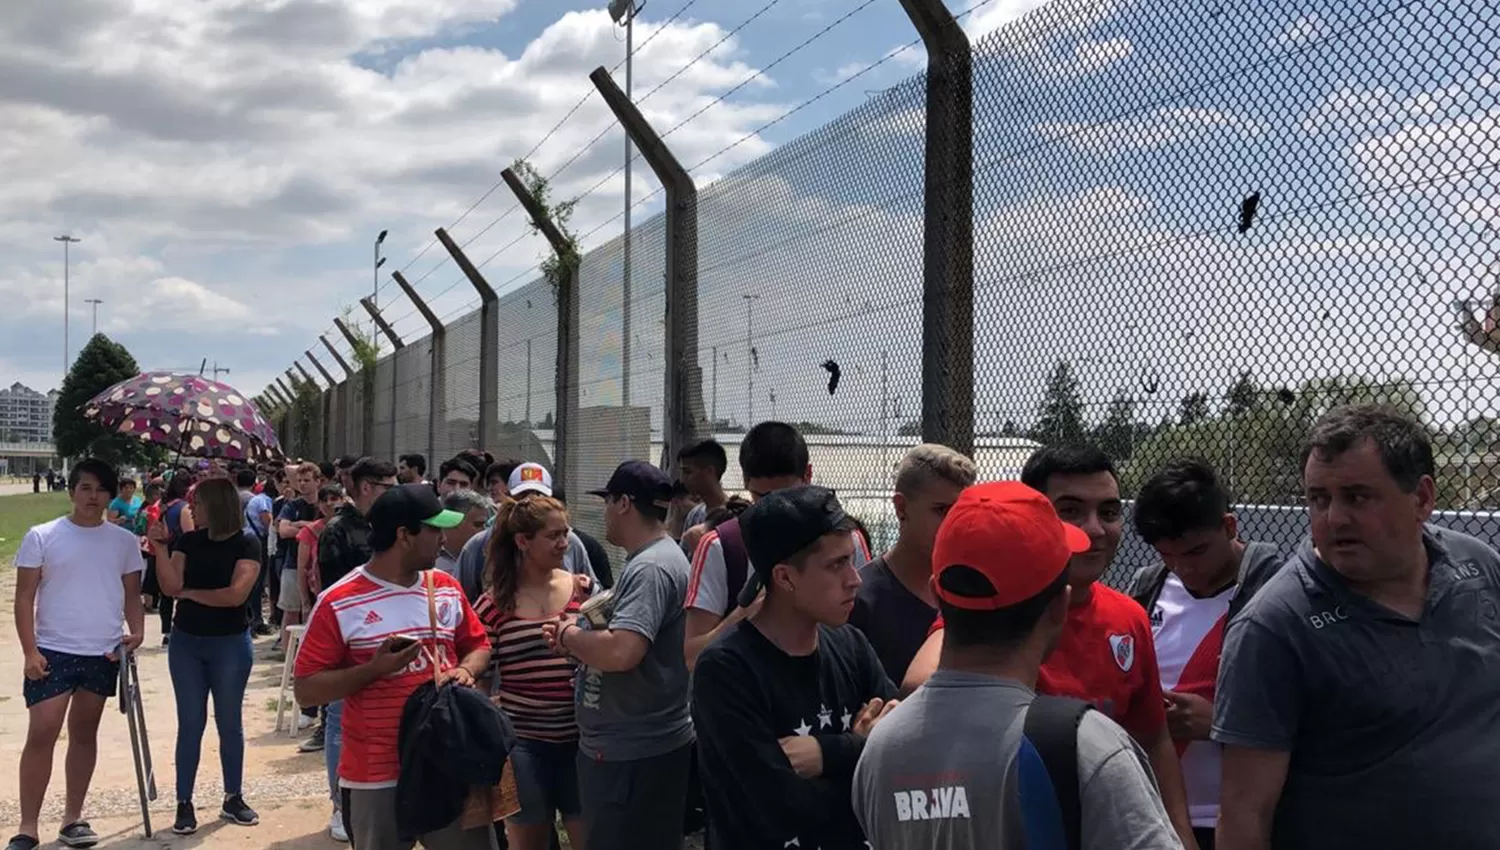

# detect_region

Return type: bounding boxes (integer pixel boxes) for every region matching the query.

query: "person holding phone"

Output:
[148,478,262,836]
[295,484,494,850]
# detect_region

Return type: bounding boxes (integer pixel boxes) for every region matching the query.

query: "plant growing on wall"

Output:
[512,158,580,297]
[289,375,322,458]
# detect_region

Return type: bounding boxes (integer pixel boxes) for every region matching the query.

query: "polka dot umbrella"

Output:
[82,371,284,462]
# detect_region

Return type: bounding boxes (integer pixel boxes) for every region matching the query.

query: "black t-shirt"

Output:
[692,620,896,850]
[169,529,261,636]
[848,557,938,684]
[276,497,315,571]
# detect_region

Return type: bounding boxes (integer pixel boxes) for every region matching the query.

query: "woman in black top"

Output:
[147,477,261,835]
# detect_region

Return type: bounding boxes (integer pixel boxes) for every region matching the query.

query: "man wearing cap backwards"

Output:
[904,447,1198,850]
[693,485,899,850]
[294,484,495,850]
[453,462,599,604]
[852,482,1181,849]
[541,461,694,850]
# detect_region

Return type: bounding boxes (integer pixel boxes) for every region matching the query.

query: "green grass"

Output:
[0,492,72,563]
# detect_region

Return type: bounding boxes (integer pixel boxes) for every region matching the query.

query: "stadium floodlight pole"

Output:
[608,0,644,407]
[84,298,103,336]
[55,235,81,376]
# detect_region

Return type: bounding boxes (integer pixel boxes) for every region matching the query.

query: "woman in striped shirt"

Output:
[475,495,592,850]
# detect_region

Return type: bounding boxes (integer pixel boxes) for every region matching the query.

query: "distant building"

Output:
[0,382,59,444]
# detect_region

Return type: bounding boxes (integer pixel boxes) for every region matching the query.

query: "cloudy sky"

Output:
[0,0,1040,401]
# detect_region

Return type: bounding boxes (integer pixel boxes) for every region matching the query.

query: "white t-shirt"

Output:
[15,516,144,656]
[1150,571,1235,829]
[686,527,872,617]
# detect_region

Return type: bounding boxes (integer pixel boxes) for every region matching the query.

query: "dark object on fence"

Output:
[822,360,842,396]
[1239,191,1261,234]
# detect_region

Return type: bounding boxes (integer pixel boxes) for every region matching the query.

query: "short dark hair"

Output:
[1134,458,1231,544]
[119,477,138,489]
[1021,445,1117,493]
[679,439,728,477]
[1301,404,1433,492]
[398,453,427,476]
[739,422,808,480]
[940,568,1070,649]
[336,455,358,470]
[164,470,193,501]
[317,483,346,502]
[350,457,397,488]
[69,458,119,496]
[318,461,337,480]
[440,457,479,484]
[235,468,257,488]
[488,459,520,485]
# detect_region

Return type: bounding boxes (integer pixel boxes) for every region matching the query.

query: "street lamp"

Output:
[54,235,81,376]
[84,298,103,336]
[609,0,643,407]
[373,229,388,353]
[742,293,760,424]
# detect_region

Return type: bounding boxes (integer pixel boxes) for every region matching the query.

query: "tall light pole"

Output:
[54,235,81,376]
[373,229,388,353]
[609,0,642,407]
[84,298,103,336]
[743,293,759,425]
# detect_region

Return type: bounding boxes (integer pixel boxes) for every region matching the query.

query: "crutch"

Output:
[118,649,158,837]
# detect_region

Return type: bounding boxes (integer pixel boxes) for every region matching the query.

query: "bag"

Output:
[1022,695,1092,850]
[423,570,520,827]
[717,518,752,615]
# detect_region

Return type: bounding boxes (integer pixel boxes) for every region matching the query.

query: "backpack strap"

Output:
[1022,694,1092,850]
[1128,563,1169,615]
[1227,542,1283,622]
[716,518,751,616]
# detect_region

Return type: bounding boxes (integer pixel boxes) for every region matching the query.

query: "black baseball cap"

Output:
[588,460,673,511]
[739,485,854,582]
[368,483,465,551]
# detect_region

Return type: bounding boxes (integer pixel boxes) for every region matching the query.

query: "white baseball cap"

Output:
[508,462,553,497]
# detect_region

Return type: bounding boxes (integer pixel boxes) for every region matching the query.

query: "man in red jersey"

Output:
[294,484,494,850]
[903,446,1198,850]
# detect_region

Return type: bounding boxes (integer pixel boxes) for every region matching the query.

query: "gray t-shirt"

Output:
[455,525,598,603]
[576,535,694,761]
[853,670,1180,850]
[1212,525,1500,849]
[683,502,708,531]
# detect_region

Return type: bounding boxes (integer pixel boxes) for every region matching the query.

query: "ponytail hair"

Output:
[485,495,568,615]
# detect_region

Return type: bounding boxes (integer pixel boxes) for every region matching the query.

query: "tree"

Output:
[1092,391,1138,462]
[1179,392,1209,425]
[54,334,156,465]
[1001,419,1019,437]
[897,419,922,437]
[1032,360,1085,446]
[1226,370,1260,416]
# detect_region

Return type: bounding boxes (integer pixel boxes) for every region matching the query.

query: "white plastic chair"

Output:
[275,625,308,737]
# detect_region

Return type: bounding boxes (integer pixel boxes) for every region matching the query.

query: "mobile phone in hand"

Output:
[387,635,419,652]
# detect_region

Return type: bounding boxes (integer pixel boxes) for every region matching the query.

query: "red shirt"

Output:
[294,567,489,788]
[931,582,1166,741]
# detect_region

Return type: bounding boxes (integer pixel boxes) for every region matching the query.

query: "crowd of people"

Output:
[9,403,1500,850]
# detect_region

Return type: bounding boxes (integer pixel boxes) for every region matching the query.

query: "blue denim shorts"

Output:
[23,647,117,708]
[508,738,582,825]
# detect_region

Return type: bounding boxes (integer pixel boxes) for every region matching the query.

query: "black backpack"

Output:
[1023,695,1094,850]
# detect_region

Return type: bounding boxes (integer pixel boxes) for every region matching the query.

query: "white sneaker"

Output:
[295,713,314,731]
[329,811,348,843]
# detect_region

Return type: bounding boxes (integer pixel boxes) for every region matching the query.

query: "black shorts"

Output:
[23,648,118,708]
[576,743,692,850]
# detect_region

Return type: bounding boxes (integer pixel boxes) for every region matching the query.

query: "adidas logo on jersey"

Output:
[363,610,383,625]
[892,786,971,822]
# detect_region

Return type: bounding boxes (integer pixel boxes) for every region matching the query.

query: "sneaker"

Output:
[329,811,348,843]
[252,623,275,637]
[221,794,259,826]
[298,726,325,753]
[172,803,197,836]
[295,712,314,731]
[56,822,99,848]
[4,834,40,850]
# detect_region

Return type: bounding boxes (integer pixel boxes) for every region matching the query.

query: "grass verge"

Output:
[0,492,72,563]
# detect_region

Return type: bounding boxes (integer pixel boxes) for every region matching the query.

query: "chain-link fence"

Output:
[269,0,1500,584]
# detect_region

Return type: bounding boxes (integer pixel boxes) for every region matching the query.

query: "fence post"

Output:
[360,297,404,460]
[392,270,446,473]
[275,376,296,405]
[590,66,705,478]
[900,0,975,457]
[334,317,373,457]
[434,227,500,453]
[307,350,338,462]
[501,166,580,500]
[321,334,355,459]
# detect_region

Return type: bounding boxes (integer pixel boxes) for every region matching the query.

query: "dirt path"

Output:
[0,557,341,848]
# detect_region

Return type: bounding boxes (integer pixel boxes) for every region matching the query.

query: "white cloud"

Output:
[1037,106,1268,153]
[1279,13,1328,46]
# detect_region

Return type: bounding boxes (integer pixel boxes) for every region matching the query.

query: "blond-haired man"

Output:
[849,444,978,683]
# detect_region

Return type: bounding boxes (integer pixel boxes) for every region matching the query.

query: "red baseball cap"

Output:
[932,481,1090,611]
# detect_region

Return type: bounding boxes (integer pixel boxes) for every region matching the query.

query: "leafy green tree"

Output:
[1032,360,1085,446]
[1092,390,1138,461]
[1178,392,1209,425]
[54,334,158,465]
[1226,370,1260,416]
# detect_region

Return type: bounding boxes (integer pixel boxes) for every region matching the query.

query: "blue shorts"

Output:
[508,738,582,825]
[23,647,118,708]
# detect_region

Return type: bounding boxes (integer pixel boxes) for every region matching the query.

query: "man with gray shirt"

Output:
[1214,405,1500,850]
[853,481,1180,850]
[542,461,693,850]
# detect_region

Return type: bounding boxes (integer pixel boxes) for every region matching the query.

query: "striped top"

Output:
[475,585,586,742]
